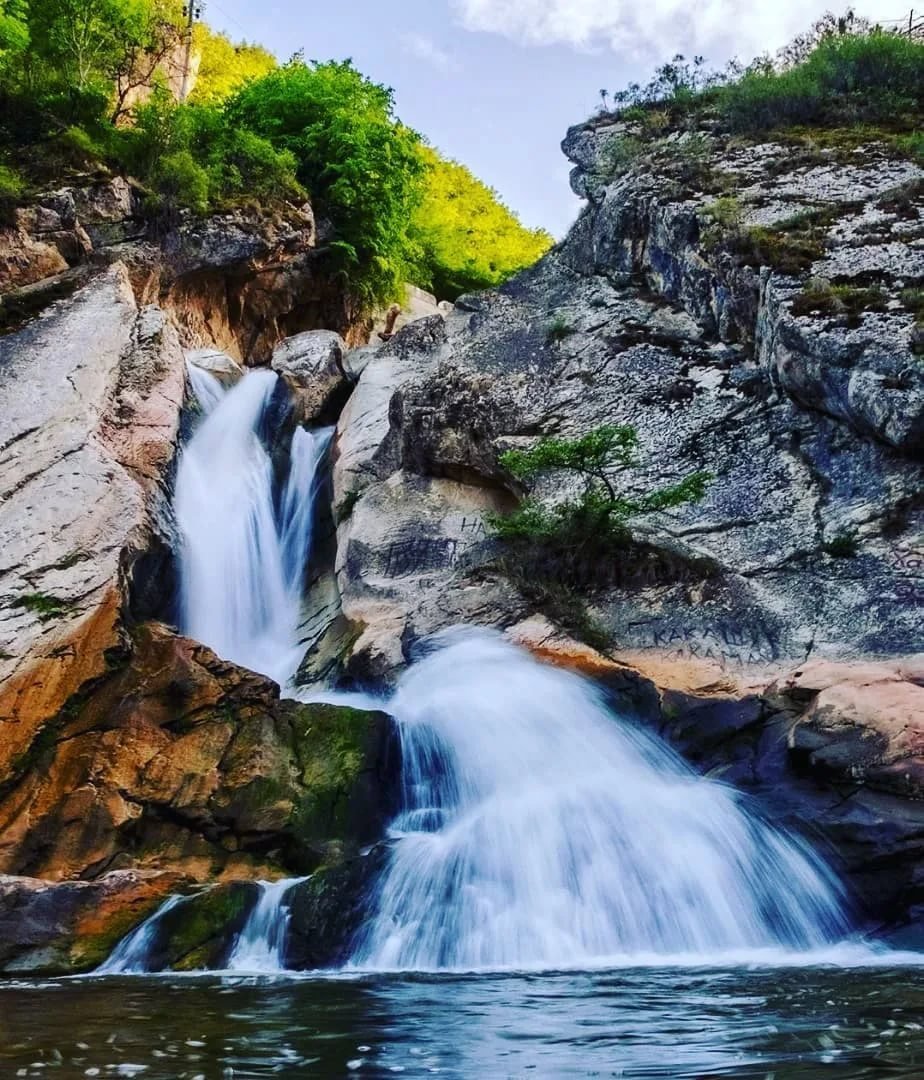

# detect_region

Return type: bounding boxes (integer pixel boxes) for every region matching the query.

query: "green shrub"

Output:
[896,131,924,165]
[0,160,22,198]
[56,125,106,167]
[718,32,924,133]
[822,530,859,558]
[791,278,888,322]
[600,135,644,177]
[489,425,711,590]
[207,128,303,204]
[227,59,426,307]
[546,315,574,344]
[151,150,209,214]
[603,27,924,149]
[704,195,744,230]
[722,208,842,274]
[0,160,22,222]
[900,288,924,320]
[407,147,552,301]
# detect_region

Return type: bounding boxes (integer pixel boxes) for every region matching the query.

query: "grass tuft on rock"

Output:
[791,279,889,323]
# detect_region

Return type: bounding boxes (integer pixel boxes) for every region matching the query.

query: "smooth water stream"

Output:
[350,630,848,971]
[176,366,331,688]
[227,879,305,973]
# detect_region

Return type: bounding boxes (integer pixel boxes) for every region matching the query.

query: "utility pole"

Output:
[179,2,204,103]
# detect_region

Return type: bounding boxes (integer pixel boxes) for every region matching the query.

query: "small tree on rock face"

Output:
[490,424,711,588]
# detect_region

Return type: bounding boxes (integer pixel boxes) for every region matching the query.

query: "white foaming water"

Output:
[349,630,852,972]
[176,369,332,688]
[186,363,225,414]
[227,879,305,973]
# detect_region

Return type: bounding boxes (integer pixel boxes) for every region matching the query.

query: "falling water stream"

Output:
[350,629,849,972]
[175,366,331,690]
[109,367,857,975]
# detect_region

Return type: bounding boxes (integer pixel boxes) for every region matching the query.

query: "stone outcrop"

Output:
[0,176,368,358]
[559,122,924,453]
[312,126,923,931]
[271,329,351,424]
[0,265,185,783]
[185,346,244,387]
[0,620,397,882]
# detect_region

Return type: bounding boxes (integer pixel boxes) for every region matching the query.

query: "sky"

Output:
[203,0,902,237]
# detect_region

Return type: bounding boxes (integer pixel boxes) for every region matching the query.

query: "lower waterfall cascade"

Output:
[347,630,851,971]
[96,366,867,977]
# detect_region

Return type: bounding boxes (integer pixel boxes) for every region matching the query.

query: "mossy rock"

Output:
[132,882,260,972]
[284,845,390,969]
[287,703,399,861]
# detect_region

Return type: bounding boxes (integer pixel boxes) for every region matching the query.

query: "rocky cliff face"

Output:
[0,263,396,971]
[1,120,923,968]
[0,175,368,359]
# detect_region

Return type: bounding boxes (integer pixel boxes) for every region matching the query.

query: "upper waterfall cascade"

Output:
[176,366,332,688]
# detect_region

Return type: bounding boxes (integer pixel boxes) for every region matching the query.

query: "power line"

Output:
[204,0,252,38]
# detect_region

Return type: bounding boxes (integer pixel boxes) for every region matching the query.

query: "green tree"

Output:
[0,0,29,70]
[409,147,552,300]
[491,425,712,588]
[227,58,426,307]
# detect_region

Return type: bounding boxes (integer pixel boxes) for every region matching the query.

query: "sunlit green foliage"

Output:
[190,23,275,106]
[604,17,924,143]
[227,59,426,305]
[408,148,552,300]
[0,5,549,311]
[0,0,28,68]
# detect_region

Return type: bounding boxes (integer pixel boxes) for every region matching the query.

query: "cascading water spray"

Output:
[349,629,850,972]
[175,367,331,688]
[226,879,305,973]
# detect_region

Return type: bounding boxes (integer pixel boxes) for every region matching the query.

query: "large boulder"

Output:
[773,658,924,798]
[271,328,350,423]
[0,870,187,974]
[185,346,244,388]
[0,621,398,882]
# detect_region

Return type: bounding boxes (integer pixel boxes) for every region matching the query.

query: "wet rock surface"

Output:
[0,870,188,974]
[318,130,923,932]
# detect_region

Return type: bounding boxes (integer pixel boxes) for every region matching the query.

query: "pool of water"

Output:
[2,965,924,1078]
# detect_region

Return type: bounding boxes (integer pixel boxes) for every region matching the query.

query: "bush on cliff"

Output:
[0,3,550,311]
[489,425,712,590]
[718,31,924,132]
[605,16,924,144]
[226,59,426,306]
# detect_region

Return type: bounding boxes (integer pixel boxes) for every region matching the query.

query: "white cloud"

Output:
[452,0,887,62]
[401,33,462,73]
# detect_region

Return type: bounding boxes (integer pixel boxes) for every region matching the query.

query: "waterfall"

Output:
[96,895,187,975]
[226,879,304,973]
[176,368,332,688]
[349,629,850,972]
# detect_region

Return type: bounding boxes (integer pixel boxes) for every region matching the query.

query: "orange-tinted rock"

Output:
[769,657,924,798]
[0,869,188,974]
[0,267,185,797]
[0,621,396,883]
